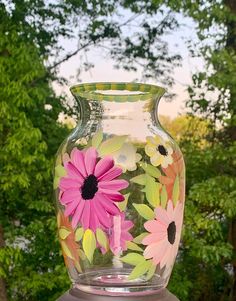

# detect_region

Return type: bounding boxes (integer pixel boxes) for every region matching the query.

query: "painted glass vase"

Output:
[54,82,185,296]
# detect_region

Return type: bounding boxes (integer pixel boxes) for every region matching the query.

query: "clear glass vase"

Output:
[54,83,185,296]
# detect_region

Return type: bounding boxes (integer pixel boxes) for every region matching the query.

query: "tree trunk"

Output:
[0,225,7,301]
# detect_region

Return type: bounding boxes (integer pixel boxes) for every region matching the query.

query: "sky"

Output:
[53,12,204,119]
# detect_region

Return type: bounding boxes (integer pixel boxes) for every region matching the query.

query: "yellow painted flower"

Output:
[145,136,173,168]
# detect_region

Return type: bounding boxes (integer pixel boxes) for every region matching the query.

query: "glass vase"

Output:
[54,82,185,296]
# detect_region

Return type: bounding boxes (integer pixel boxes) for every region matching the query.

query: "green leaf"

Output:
[130,174,147,185]
[53,177,60,189]
[55,165,66,177]
[133,232,149,244]
[172,176,180,206]
[96,228,109,251]
[146,261,156,280]
[145,175,161,207]
[133,203,155,220]
[140,162,161,178]
[61,241,73,260]
[75,227,84,241]
[118,193,130,211]
[98,135,127,156]
[121,253,145,266]
[59,227,71,240]
[161,185,168,208]
[92,130,103,148]
[82,229,96,263]
[126,241,143,252]
[78,249,86,261]
[128,260,152,280]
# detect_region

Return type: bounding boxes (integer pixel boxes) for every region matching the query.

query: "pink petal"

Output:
[152,240,170,266]
[94,156,114,178]
[71,199,85,228]
[60,189,81,205]
[159,245,171,269]
[144,220,161,233]
[80,201,91,230]
[59,177,81,191]
[89,201,101,231]
[142,232,166,245]
[98,166,122,181]
[64,200,79,216]
[98,189,124,201]
[71,148,87,177]
[84,147,97,175]
[122,232,133,241]
[95,193,120,215]
[65,162,84,182]
[166,200,174,220]
[144,240,167,259]
[122,220,134,231]
[93,199,112,228]
[173,201,183,229]
[155,207,170,226]
[98,179,129,191]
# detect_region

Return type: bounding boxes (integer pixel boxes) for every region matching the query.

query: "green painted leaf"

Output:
[118,193,130,211]
[128,260,152,280]
[140,162,161,178]
[53,177,60,189]
[133,232,149,244]
[61,241,73,260]
[172,176,180,206]
[55,165,67,177]
[121,253,145,266]
[145,175,161,207]
[78,249,86,261]
[75,227,84,241]
[98,135,127,156]
[146,261,156,280]
[126,241,143,252]
[133,203,155,220]
[92,130,103,148]
[161,185,168,208]
[82,229,96,263]
[130,174,147,185]
[59,227,71,240]
[96,228,109,251]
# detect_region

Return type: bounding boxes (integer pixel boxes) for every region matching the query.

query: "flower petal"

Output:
[122,220,134,231]
[95,193,120,215]
[94,156,114,178]
[155,206,171,226]
[71,148,87,177]
[152,240,170,266]
[89,201,101,231]
[144,240,166,259]
[142,232,166,245]
[98,166,123,181]
[64,199,80,216]
[59,178,82,191]
[150,154,163,167]
[85,147,97,175]
[94,199,112,228]
[144,220,160,233]
[98,179,128,191]
[60,189,81,205]
[99,188,125,201]
[65,162,84,181]
[71,199,85,228]
[80,201,91,230]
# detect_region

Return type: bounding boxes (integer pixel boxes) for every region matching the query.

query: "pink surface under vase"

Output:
[54,82,185,296]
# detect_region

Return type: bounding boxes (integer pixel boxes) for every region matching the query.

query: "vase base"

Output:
[74,268,165,296]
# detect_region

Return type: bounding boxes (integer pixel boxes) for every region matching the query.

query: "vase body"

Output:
[54,83,185,296]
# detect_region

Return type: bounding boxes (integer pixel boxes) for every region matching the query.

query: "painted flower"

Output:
[159,151,185,202]
[142,200,183,269]
[59,147,128,231]
[57,212,81,272]
[145,136,173,168]
[112,143,142,172]
[110,212,134,255]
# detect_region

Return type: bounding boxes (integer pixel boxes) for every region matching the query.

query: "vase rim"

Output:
[70,82,166,102]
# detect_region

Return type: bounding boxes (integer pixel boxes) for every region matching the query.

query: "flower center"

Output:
[167,221,176,245]
[157,144,168,156]
[81,174,98,200]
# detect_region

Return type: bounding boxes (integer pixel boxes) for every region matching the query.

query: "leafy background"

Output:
[0,0,236,300]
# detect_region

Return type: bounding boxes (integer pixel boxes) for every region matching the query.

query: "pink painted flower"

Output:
[59,147,128,231]
[142,200,183,269]
[110,213,134,255]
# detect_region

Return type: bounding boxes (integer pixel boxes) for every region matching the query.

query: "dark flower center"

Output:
[157,144,168,156]
[81,174,98,200]
[167,221,176,245]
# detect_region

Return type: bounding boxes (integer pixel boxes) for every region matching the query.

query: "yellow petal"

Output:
[145,145,156,156]
[150,155,163,167]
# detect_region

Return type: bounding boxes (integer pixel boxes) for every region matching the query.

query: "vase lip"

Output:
[70,82,166,102]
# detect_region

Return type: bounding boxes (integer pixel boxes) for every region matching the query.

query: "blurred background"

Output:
[0,0,236,300]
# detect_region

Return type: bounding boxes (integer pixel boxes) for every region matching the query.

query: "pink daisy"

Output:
[142,200,183,269]
[59,147,129,231]
[110,213,134,255]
